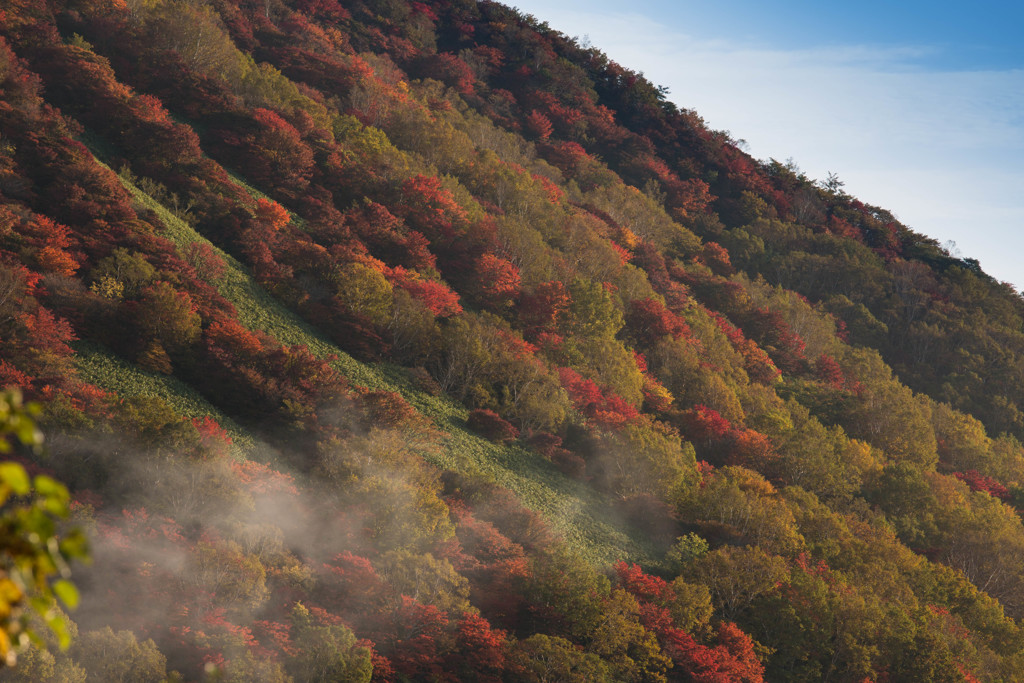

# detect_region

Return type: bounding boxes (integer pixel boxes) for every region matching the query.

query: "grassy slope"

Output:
[76,165,657,566]
[73,341,256,459]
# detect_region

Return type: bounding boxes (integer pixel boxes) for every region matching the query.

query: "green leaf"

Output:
[53,580,79,610]
[12,418,42,448]
[58,532,90,562]
[33,475,67,499]
[0,463,30,496]
[43,611,70,650]
[42,496,69,516]
[34,476,70,515]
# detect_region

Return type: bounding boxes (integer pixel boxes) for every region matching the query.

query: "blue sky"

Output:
[512,0,1024,288]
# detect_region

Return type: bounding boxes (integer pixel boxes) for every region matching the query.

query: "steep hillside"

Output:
[1,0,1024,681]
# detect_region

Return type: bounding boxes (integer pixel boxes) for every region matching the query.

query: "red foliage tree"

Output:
[419,52,477,96]
[254,197,290,233]
[318,552,386,618]
[294,0,351,20]
[527,432,586,479]
[444,505,530,628]
[726,428,777,470]
[345,201,438,271]
[664,622,764,683]
[206,318,264,358]
[359,390,419,429]
[19,306,77,380]
[518,281,570,338]
[35,244,78,277]
[814,353,845,389]
[721,309,800,378]
[524,110,553,141]
[467,408,519,444]
[614,563,764,682]
[448,612,507,682]
[680,405,731,444]
[670,178,714,219]
[231,460,299,498]
[376,597,450,682]
[398,175,471,240]
[626,298,690,348]
[701,242,734,277]
[249,108,314,194]
[192,416,233,457]
[185,242,227,283]
[388,266,462,317]
[557,367,639,430]
[470,253,521,309]
[538,141,590,177]
[953,470,1010,500]
[614,561,675,605]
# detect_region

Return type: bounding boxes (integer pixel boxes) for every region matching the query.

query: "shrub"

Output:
[467,409,519,444]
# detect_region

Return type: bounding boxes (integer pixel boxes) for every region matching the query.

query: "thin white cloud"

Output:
[513,3,1024,288]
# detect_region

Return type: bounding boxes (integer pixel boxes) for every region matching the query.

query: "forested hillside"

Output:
[2,0,1024,680]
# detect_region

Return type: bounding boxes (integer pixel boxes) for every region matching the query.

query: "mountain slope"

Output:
[0,0,1023,681]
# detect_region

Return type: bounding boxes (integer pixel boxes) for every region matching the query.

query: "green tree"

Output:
[564,337,644,408]
[377,549,471,614]
[336,263,393,326]
[510,634,612,683]
[0,634,85,682]
[567,277,623,339]
[665,532,709,574]
[681,467,804,555]
[68,627,167,683]
[90,249,156,299]
[841,348,937,466]
[136,282,201,353]
[590,422,696,498]
[285,603,372,683]
[186,539,269,613]
[686,545,788,622]
[587,588,671,682]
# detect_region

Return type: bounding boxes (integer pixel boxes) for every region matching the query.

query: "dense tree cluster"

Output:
[1,0,1024,680]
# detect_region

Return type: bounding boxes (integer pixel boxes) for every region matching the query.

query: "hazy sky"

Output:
[511,0,1024,288]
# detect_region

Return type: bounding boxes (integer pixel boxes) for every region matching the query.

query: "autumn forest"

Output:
[2,0,1024,681]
